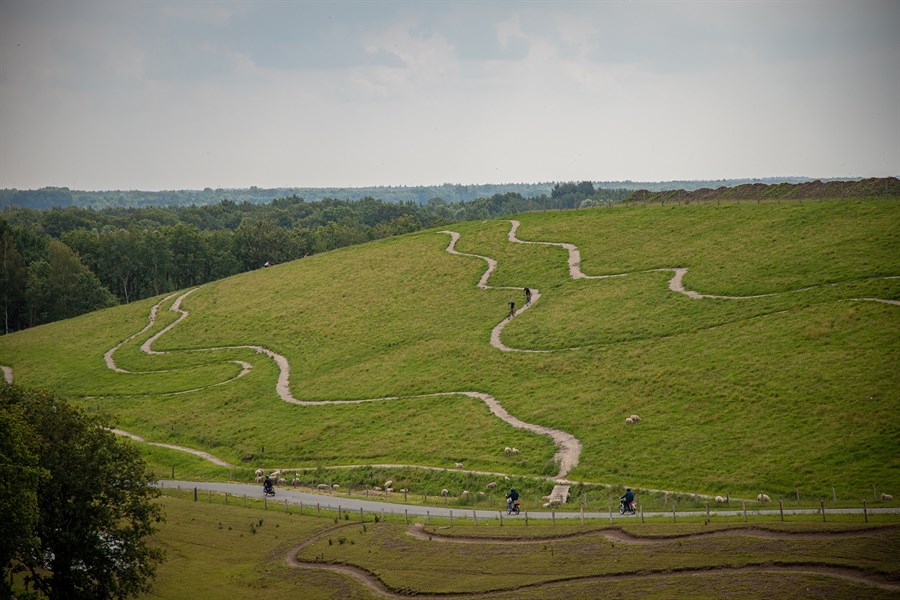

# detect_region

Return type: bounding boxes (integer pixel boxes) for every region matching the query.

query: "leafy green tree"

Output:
[1,385,165,599]
[0,229,28,333]
[0,396,44,598]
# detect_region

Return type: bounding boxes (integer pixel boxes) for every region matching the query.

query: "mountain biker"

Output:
[506,488,520,511]
[263,475,274,494]
[620,488,635,509]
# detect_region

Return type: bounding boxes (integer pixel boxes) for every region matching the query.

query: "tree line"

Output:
[1,184,626,334]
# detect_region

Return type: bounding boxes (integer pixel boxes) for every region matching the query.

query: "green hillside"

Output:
[1,199,898,498]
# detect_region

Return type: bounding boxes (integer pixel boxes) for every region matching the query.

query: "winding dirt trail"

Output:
[279,523,900,597]
[99,236,581,478]
[5,220,896,483]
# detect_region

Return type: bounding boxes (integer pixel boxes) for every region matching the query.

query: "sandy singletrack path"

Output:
[278,523,900,597]
[4,221,896,483]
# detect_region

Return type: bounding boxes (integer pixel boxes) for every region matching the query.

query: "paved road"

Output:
[159,480,898,521]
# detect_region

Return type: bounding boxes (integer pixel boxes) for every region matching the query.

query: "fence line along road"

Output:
[158,480,899,521]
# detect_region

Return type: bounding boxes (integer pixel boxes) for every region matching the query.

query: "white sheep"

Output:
[543,499,562,508]
[757,493,771,503]
[714,495,728,504]
[316,483,329,491]
[487,482,497,489]
[504,447,512,455]
[373,486,382,492]
[510,448,520,455]
[255,468,264,478]
[440,489,449,497]
[255,475,264,483]
[332,484,340,490]
[292,476,300,487]
[629,414,641,422]
[454,462,464,469]
[385,487,393,493]
[625,417,634,425]
[384,480,393,489]
[882,493,893,502]
[399,488,409,494]
[461,490,469,499]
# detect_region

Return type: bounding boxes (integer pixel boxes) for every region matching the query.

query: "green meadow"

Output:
[139,493,899,599]
[1,199,898,500]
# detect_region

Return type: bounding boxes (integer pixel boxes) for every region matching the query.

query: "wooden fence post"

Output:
[193,487,198,502]
[405,509,408,525]
[473,510,477,526]
[820,500,826,522]
[779,500,784,522]
[863,500,868,523]
[673,504,677,523]
[450,510,453,527]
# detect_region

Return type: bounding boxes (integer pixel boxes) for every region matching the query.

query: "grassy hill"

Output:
[1,198,898,500]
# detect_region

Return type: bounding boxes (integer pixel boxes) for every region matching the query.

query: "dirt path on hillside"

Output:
[110,428,235,468]
[8,221,896,486]
[280,523,900,597]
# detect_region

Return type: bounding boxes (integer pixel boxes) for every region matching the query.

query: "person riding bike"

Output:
[620,488,635,510]
[506,488,520,511]
[263,475,274,495]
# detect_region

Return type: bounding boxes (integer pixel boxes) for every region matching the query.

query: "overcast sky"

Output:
[1,1,898,191]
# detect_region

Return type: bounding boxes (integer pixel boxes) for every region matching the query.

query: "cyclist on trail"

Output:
[506,488,520,511]
[620,488,635,508]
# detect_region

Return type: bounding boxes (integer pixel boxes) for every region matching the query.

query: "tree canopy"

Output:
[1,385,164,599]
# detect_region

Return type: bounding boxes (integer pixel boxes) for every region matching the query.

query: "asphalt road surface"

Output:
[159,480,897,521]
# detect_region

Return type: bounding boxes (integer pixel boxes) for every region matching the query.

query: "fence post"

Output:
[450,510,453,527]
[499,511,503,527]
[640,503,644,524]
[779,500,784,522]
[225,493,228,505]
[609,497,613,524]
[172,466,175,479]
[552,510,556,526]
[264,497,267,510]
[742,501,746,522]
[525,511,528,527]
[360,507,364,524]
[473,510,477,526]
[705,503,710,525]
[673,504,677,523]
[863,499,868,523]
[832,487,837,503]
[317,503,320,518]
[820,500,826,522]
[338,505,342,520]
[580,506,584,526]
[426,510,429,526]
[405,509,408,525]
[300,501,303,516]
[285,499,289,513]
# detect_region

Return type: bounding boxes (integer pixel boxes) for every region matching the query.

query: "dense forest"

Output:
[0,182,629,333]
[3,177,895,335]
[0,177,834,210]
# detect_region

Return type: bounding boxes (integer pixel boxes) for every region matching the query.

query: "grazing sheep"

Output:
[373,486,382,492]
[625,417,634,425]
[757,493,771,503]
[504,447,512,455]
[332,484,340,490]
[543,499,562,508]
[629,414,641,422]
[292,476,300,487]
[882,493,894,502]
[454,462,464,469]
[316,483,329,491]
[385,487,393,493]
[461,490,469,499]
[487,482,497,489]
[399,488,409,494]
[384,480,393,489]
[440,489,449,497]
[714,496,728,504]
[255,475,264,483]
[255,468,264,478]
[510,448,520,455]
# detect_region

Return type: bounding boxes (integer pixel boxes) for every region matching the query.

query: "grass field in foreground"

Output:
[0,199,898,499]
[136,494,900,599]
